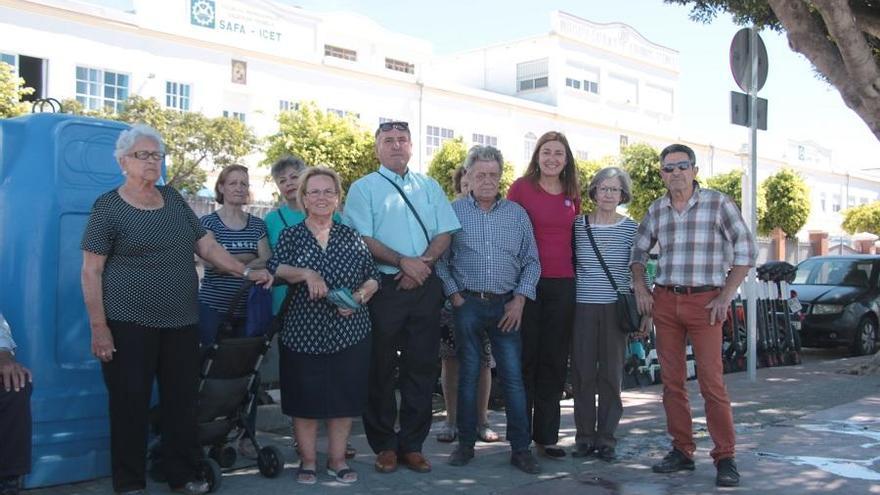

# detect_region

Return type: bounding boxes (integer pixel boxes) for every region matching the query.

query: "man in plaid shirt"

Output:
[631,143,756,487]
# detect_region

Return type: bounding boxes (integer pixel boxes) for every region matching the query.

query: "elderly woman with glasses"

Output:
[570,166,640,462]
[268,167,380,485]
[81,124,272,495]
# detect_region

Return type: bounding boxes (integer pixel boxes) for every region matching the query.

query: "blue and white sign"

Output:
[190,0,216,29]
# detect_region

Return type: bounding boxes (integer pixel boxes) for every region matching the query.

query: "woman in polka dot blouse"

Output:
[80,124,273,495]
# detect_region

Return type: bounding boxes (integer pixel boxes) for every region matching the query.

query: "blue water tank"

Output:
[0,113,132,488]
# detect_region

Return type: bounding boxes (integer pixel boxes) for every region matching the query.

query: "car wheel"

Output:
[850,316,878,356]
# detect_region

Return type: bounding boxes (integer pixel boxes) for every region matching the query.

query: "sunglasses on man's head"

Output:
[377,121,409,132]
[661,160,693,173]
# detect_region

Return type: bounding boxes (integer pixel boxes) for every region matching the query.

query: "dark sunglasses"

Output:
[661,160,693,173]
[129,151,166,161]
[377,121,409,132]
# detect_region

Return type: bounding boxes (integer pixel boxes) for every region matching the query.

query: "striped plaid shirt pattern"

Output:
[436,196,541,300]
[631,186,756,287]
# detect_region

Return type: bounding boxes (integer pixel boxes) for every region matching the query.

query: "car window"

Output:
[794,259,873,286]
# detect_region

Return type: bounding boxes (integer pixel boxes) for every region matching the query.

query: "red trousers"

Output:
[653,288,735,462]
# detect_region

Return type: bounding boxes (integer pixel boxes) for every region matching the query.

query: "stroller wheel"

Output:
[198,458,222,493]
[209,445,237,468]
[257,446,284,478]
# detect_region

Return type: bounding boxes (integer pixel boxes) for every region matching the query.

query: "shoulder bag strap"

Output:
[277,209,290,228]
[376,172,431,244]
[583,215,621,293]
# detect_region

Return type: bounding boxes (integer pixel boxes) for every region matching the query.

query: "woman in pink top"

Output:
[506,131,580,458]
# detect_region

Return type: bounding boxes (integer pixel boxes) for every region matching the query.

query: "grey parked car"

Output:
[792,255,880,355]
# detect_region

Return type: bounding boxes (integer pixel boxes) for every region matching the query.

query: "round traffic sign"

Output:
[730,28,769,93]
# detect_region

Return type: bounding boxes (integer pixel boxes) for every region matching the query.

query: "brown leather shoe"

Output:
[399,452,432,473]
[374,450,398,473]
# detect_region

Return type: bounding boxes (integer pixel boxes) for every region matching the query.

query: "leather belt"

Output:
[655,284,720,295]
[462,290,511,301]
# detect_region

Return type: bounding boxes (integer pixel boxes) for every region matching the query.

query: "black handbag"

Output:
[582,216,641,334]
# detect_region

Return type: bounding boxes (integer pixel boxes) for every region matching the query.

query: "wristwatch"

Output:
[242,267,252,279]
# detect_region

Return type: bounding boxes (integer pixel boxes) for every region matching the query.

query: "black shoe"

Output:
[448,444,475,467]
[0,476,20,495]
[715,457,740,487]
[651,449,695,473]
[510,450,541,474]
[597,446,617,462]
[571,443,596,458]
[537,445,566,458]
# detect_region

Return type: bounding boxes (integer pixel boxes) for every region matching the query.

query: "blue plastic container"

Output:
[0,113,132,488]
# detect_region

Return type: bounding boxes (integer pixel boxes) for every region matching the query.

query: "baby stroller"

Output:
[149,282,291,492]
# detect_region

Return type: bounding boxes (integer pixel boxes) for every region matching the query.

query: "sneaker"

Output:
[448,444,475,466]
[715,457,740,487]
[597,446,617,462]
[510,450,541,474]
[651,449,695,473]
[571,443,596,458]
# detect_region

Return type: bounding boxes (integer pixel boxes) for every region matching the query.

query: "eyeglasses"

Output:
[129,151,166,161]
[377,121,409,133]
[304,188,339,198]
[598,186,621,195]
[661,160,693,173]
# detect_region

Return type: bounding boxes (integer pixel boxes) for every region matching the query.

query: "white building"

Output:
[2,0,877,240]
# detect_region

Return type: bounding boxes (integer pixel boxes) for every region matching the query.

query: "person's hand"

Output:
[0,350,31,392]
[303,269,328,300]
[337,307,355,318]
[247,268,274,289]
[399,256,431,285]
[705,292,730,325]
[450,292,465,308]
[395,272,421,290]
[636,316,653,338]
[634,285,654,316]
[91,323,115,363]
[498,295,526,332]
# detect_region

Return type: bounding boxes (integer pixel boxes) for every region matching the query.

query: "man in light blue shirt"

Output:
[0,313,33,495]
[344,121,460,474]
[435,145,542,474]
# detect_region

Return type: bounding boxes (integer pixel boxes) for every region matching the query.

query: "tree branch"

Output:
[815,0,880,96]
[768,0,880,139]
[851,3,880,40]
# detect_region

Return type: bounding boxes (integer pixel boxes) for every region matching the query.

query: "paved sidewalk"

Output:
[30,349,880,494]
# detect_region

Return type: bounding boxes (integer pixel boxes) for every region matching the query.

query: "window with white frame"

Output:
[565,68,599,95]
[848,196,856,208]
[223,110,246,122]
[472,133,498,148]
[378,117,397,124]
[324,45,357,61]
[165,81,190,111]
[832,194,841,212]
[426,125,454,157]
[523,132,537,161]
[565,78,581,90]
[607,74,638,106]
[820,192,826,212]
[576,150,589,161]
[385,58,414,74]
[327,108,359,119]
[279,100,299,112]
[516,59,549,92]
[0,52,15,70]
[75,66,129,113]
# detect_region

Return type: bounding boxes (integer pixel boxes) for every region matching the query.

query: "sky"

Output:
[286,0,880,172]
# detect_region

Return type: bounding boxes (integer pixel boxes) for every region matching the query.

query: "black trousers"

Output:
[363,274,443,454]
[102,322,201,492]
[520,277,575,445]
[0,381,32,478]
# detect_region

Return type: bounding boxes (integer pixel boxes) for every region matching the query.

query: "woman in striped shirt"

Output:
[198,164,270,345]
[570,166,639,462]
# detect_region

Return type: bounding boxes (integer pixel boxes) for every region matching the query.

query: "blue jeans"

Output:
[454,293,530,451]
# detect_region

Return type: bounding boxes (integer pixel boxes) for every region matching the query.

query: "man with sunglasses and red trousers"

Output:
[631,143,755,488]
[344,121,460,474]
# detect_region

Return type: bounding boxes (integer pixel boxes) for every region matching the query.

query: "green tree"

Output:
[427,137,468,198]
[0,62,34,118]
[705,169,767,224]
[759,168,811,237]
[263,101,375,192]
[842,201,880,235]
[63,95,257,193]
[664,0,880,140]
[621,143,665,221]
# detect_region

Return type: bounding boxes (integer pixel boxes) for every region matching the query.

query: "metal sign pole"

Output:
[746,26,759,382]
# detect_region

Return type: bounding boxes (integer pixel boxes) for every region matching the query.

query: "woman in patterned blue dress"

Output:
[267,167,379,484]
